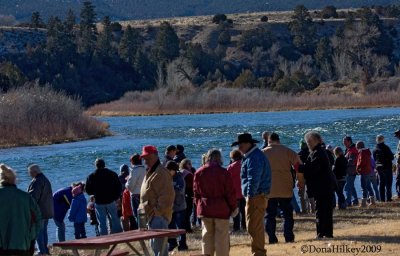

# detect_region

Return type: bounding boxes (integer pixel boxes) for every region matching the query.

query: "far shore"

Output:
[87,103,400,117]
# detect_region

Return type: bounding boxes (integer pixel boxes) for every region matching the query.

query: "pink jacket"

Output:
[227,160,244,200]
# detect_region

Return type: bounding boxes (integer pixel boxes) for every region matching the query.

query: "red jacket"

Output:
[356,148,372,175]
[194,162,237,219]
[227,160,244,200]
[122,189,133,218]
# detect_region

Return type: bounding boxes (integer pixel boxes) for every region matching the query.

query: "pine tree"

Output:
[65,9,76,32]
[96,16,113,57]
[30,11,44,28]
[78,1,97,54]
[119,25,143,64]
[288,5,316,55]
[152,22,180,64]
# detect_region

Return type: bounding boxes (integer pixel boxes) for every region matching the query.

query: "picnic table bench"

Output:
[53,229,186,256]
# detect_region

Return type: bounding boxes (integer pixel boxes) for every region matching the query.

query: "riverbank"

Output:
[0,85,111,149]
[53,199,400,255]
[87,83,400,116]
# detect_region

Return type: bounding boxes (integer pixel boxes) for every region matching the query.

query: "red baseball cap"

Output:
[140,145,158,158]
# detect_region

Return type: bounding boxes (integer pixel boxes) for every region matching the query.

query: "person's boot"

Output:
[368,196,376,206]
[359,198,367,208]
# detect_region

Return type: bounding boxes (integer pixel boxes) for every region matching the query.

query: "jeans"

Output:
[168,210,187,250]
[37,219,49,254]
[233,198,246,231]
[148,216,169,256]
[291,195,300,214]
[74,222,87,239]
[360,175,375,199]
[95,202,123,235]
[265,198,294,243]
[370,174,381,201]
[54,219,66,242]
[130,194,140,229]
[345,175,358,205]
[334,179,346,208]
[377,168,393,202]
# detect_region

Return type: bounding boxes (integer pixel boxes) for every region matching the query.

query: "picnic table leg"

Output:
[125,242,142,255]
[72,249,80,256]
[106,244,117,256]
[160,237,168,256]
[139,240,151,256]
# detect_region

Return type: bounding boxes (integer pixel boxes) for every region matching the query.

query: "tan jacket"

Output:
[140,162,175,223]
[263,144,299,198]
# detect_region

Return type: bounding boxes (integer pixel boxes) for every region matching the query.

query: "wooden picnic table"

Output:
[53,229,186,256]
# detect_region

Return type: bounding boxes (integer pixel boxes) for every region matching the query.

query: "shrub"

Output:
[274,76,304,93]
[261,15,269,22]
[212,14,227,24]
[0,84,109,147]
[321,6,338,19]
[232,70,260,88]
[217,30,231,45]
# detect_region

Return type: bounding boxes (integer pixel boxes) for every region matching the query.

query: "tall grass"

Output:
[0,84,110,148]
[87,82,400,116]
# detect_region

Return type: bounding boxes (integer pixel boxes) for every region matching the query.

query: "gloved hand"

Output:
[231,208,239,218]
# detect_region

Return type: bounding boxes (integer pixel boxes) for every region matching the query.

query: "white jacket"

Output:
[126,165,146,195]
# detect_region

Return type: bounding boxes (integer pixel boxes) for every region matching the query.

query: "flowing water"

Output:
[1,107,399,242]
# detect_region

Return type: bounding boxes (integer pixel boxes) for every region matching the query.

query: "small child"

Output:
[122,188,137,230]
[68,183,87,239]
[87,195,100,236]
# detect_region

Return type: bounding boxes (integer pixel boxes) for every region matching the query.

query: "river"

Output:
[1,107,399,242]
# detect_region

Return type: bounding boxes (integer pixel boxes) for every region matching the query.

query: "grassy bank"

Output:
[54,199,400,255]
[0,85,110,148]
[87,81,400,116]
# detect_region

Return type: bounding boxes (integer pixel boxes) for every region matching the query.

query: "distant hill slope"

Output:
[0,0,398,21]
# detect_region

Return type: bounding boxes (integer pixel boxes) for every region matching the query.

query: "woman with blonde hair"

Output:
[0,164,42,255]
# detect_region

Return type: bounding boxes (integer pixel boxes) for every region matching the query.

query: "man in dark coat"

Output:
[373,135,394,202]
[27,164,54,255]
[86,159,123,235]
[303,131,334,239]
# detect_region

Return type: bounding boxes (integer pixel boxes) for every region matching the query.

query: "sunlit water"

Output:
[1,107,399,242]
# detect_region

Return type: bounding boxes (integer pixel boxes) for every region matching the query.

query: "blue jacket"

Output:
[241,146,272,198]
[53,186,72,222]
[68,194,87,223]
[172,172,186,212]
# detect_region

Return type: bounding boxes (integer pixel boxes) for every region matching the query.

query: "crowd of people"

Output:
[1,129,400,256]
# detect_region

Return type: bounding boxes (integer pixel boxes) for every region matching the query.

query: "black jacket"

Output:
[86,168,122,205]
[297,148,310,174]
[304,144,334,198]
[333,155,348,181]
[28,173,54,219]
[373,143,394,170]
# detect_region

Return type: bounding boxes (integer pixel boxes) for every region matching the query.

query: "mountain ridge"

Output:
[1,0,398,21]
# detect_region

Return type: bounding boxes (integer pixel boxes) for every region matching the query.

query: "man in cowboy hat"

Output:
[394,130,400,197]
[139,145,175,256]
[232,133,271,256]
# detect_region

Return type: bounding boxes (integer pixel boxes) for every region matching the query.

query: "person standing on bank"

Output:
[303,131,334,239]
[263,133,302,244]
[227,149,246,233]
[343,136,359,206]
[86,159,123,235]
[52,185,73,242]
[139,145,175,256]
[233,133,271,256]
[194,149,237,256]
[27,164,54,256]
[126,154,147,228]
[395,129,400,197]
[0,164,42,256]
[373,135,395,202]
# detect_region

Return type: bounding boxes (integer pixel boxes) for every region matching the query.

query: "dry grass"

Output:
[0,84,110,148]
[87,83,400,116]
[53,199,400,256]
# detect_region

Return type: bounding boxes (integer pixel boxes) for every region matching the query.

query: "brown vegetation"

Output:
[87,78,400,116]
[0,84,110,148]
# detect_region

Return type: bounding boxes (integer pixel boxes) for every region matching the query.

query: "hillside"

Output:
[0,0,399,21]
